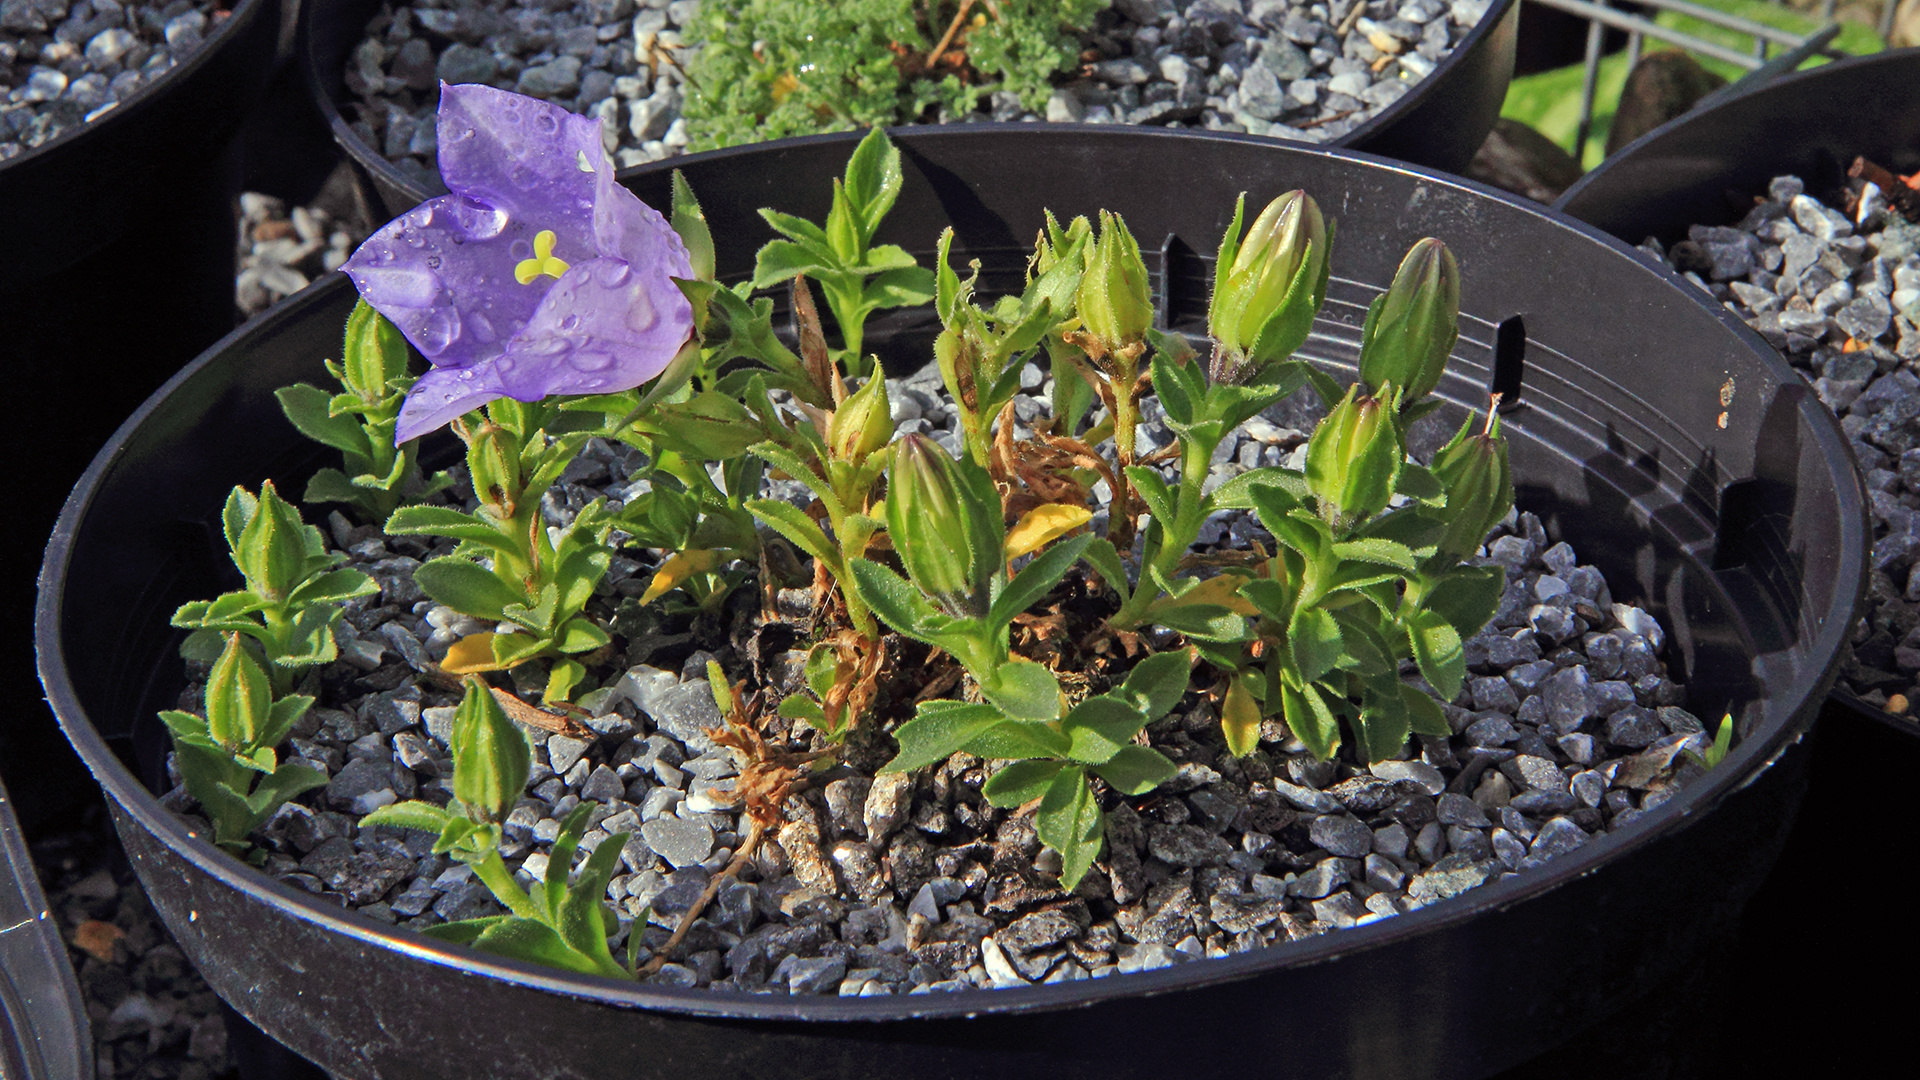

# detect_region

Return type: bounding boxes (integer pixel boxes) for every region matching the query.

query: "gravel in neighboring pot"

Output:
[0,0,224,160]
[1643,174,1920,715]
[159,364,1716,996]
[30,802,236,1080]
[235,189,372,318]
[339,0,1491,188]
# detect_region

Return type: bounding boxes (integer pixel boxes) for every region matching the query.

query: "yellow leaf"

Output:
[1005,504,1093,560]
[771,71,800,104]
[640,549,719,605]
[1221,675,1261,758]
[443,632,505,674]
[1148,572,1257,617]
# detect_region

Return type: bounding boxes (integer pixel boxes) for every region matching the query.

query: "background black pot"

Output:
[40,127,1863,1080]
[0,776,90,1080]
[1553,48,1920,1078]
[298,0,1519,220]
[1,0,286,842]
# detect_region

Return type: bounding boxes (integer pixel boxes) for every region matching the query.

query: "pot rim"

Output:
[1554,46,1920,220]
[295,0,1519,209]
[0,0,268,175]
[36,126,1863,1025]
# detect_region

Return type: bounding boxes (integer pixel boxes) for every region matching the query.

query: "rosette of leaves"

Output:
[682,1,1104,152]
[274,300,453,522]
[383,398,615,681]
[881,651,1188,888]
[158,634,328,855]
[171,482,379,695]
[361,679,635,979]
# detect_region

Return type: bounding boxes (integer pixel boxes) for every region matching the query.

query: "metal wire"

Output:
[1522,0,1852,160]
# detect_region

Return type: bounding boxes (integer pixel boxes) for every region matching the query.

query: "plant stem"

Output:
[641,818,766,974]
[469,850,541,920]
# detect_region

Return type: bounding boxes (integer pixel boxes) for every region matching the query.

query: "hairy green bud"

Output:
[235,481,311,601]
[1428,407,1513,563]
[1358,238,1460,406]
[466,421,523,518]
[829,363,895,461]
[1209,191,1330,381]
[886,434,1002,617]
[341,299,410,402]
[1076,210,1152,357]
[1306,385,1401,525]
[451,678,531,824]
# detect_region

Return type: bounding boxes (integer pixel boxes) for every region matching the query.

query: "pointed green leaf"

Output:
[1080,538,1131,603]
[962,719,1073,761]
[1036,766,1103,890]
[847,558,944,642]
[277,384,368,455]
[882,701,1008,772]
[1061,695,1150,764]
[980,658,1064,722]
[1424,565,1506,638]
[982,760,1065,808]
[361,800,459,834]
[1288,605,1344,685]
[1120,649,1192,720]
[1406,607,1466,700]
[413,557,523,622]
[1092,745,1178,795]
[1282,679,1342,761]
[987,534,1091,631]
[1402,684,1451,738]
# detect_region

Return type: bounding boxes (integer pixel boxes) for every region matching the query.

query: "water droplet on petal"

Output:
[624,286,657,333]
[405,205,434,228]
[570,350,612,372]
[509,239,533,260]
[426,255,441,269]
[536,113,558,134]
[594,261,630,288]
[496,357,516,373]
[560,314,581,332]
[415,308,460,355]
[354,265,441,308]
[468,311,496,343]
[451,197,507,240]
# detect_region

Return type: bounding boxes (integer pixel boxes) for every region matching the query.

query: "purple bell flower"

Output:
[342,83,694,443]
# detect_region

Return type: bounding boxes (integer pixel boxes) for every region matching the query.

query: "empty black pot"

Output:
[39,127,1864,1080]
[0,777,90,1080]
[298,0,1518,220]
[2,0,285,840]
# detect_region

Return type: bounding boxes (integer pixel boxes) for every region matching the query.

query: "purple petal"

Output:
[435,83,601,239]
[489,256,694,400]
[393,363,509,444]
[592,143,693,278]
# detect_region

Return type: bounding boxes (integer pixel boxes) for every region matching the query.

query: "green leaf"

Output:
[246,763,327,821]
[468,917,605,977]
[1127,466,1176,527]
[383,505,507,544]
[258,694,314,751]
[1282,679,1342,761]
[1288,605,1345,685]
[847,558,943,641]
[554,617,610,654]
[982,760,1065,808]
[778,693,828,729]
[1152,352,1195,426]
[1120,649,1191,721]
[1330,538,1419,572]
[987,534,1091,631]
[157,710,209,740]
[420,915,512,945]
[285,568,379,608]
[361,800,459,834]
[1080,538,1131,603]
[1424,566,1506,638]
[980,658,1063,722]
[1061,695,1150,764]
[670,169,715,280]
[1406,607,1466,700]
[882,701,1008,772]
[1093,745,1178,795]
[1355,676,1412,763]
[962,719,1073,761]
[1150,603,1247,642]
[746,498,840,570]
[412,558,524,622]
[1395,462,1445,504]
[556,836,628,978]
[842,125,903,247]
[277,384,367,455]
[1035,766,1103,891]
[1402,684,1451,738]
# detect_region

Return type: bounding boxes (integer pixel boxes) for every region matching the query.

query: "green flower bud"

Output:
[451,677,530,824]
[829,363,896,461]
[1209,191,1330,380]
[1428,408,1513,563]
[341,299,410,401]
[235,481,311,601]
[1305,384,1402,525]
[886,434,1003,617]
[466,421,523,518]
[1076,210,1152,358]
[204,633,269,752]
[1358,238,1460,406]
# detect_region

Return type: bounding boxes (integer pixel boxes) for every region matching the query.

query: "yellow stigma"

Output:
[514,230,569,285]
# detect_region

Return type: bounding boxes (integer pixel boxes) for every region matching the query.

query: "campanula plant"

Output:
[146,87,1650,983]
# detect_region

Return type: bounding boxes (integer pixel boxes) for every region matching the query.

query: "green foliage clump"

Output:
[680,0,1104,152]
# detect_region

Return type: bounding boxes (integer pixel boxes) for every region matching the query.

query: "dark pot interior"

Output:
[39,128,1863,1080]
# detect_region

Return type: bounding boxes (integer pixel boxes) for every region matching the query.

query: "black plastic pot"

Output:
[2,0,287,839]
[40,127,1863,1080]
[1555,47,1920,736]
[298,0,1518,220]
[0,777,90,1080]
[1554,48,1920,245]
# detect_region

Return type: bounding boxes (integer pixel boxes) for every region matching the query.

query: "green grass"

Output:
[1500,0,1886,169]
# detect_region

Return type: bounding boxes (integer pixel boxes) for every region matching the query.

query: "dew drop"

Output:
[496,357,516,373]
[452,197,508,240]
[468,311,496,343]
[405,205,434,228]
[509,238,533,260]
[354,265,441,308]
[594,261,630,288]
[624,287,657,333]
[536,113,558,134]
[426,255,441,269]
[570,350,612,372]
[416,308,460,354]
[560,314,581,332]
